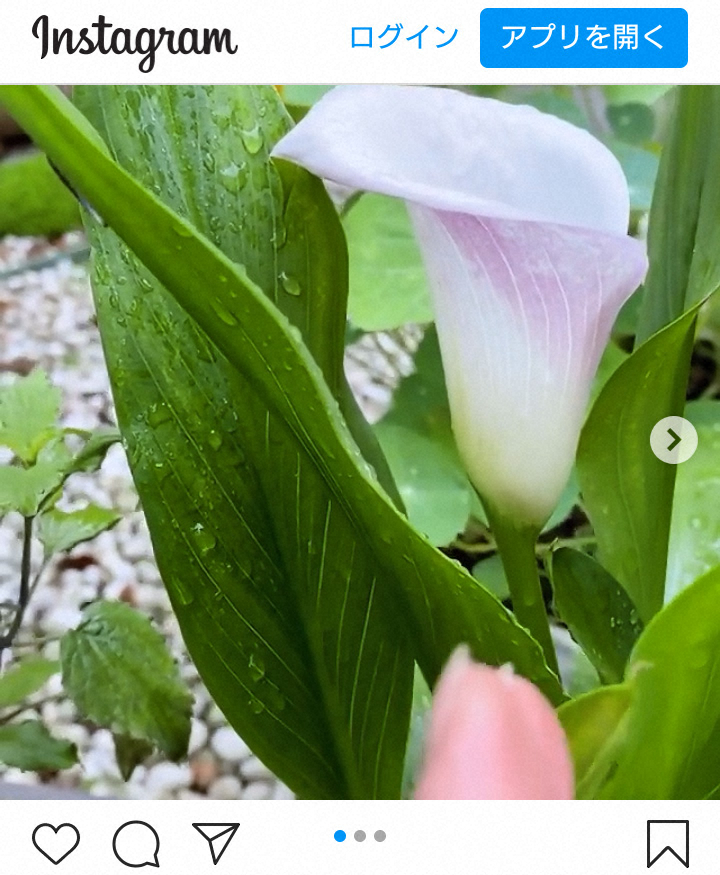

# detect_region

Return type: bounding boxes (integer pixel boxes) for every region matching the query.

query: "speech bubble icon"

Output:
[112,820,160,868]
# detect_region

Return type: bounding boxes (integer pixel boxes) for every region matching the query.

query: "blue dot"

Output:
[334,830,347,842]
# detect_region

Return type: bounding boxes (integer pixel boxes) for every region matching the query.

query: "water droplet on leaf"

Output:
[172,222,193,238]
[211,300,238,326]
[249,653,266,682]
[279,271,302,297]
[241,124,263,155]
[193,526,216,554]
[219,162,247,193]
[248,696,265,714]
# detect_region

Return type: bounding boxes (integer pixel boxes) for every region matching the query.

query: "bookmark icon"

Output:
[647,820,689,868]
[192,823,240,866]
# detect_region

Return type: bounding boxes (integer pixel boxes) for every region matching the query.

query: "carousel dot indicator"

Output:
[334,830,346,842]
[354,830,366,842]
[374,830,386,842]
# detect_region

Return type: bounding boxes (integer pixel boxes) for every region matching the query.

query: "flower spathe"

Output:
[272,85,648,527]
[414,648,574,799]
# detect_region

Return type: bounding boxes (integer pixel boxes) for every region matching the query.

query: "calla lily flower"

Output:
[272,85,648,527]
[414,648,574,799]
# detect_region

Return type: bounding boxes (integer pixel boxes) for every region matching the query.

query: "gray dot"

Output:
[354,830,366,842]
[374,830,386,842]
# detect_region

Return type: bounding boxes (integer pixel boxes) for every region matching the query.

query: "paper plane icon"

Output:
[192,823,240,865]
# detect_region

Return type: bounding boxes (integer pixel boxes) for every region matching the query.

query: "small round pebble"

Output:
[211,727,251,762]
[241,756,272,781]
[207,775,243,800]
[242,780,274,800]
[188,718,208,755]
[143,762,192,799]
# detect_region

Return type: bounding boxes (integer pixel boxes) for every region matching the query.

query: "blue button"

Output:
[480,8,687,67]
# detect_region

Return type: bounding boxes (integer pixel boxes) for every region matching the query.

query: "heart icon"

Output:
[32,823,80,865]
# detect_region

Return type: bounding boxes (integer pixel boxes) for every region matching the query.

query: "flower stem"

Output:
[485,506,558,676]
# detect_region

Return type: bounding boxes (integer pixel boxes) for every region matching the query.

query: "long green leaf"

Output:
[666,400,720,601]
[558,684,632,799]
[577,304,698,622]
[77,84,413,800]
[0,85,562,733]
[636,86,720,341]
[600,566,720,798]
[0,151,80,237]
[550,548,643,684]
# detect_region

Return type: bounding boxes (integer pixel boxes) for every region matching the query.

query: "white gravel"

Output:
[210,727,251,763]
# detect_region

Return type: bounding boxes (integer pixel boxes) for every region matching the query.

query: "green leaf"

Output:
[591,339,629,401]
[374,328,472,544]
[0,436,72,516]
[72,84,415,800]
[113,733,154,781]
[577,304,699,623]
[637,86,720,341]
[600,566,720,798]
[558,684,632,799]
[0,150,80,237]
[560,641,601,697]
[473,553,509,600]
[609,141,659,213]
[0,428,120,519]
[281,85,334,106]
[60,601,192,761]
[604,84,674,106]
[376,423,472,546]
[606,102,655,145]
[65,427,121,476]
[0,370,61,464]
[0,721,77,770]
[401,665,432,798]
[345,194,433,331]
[550,548,643,684]
[0,658,58,708]
[666,401,720,601]
[38,505,121,558]
[0,84,562,804]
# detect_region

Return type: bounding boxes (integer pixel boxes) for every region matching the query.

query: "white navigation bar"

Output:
[0,800,713,874]
[0,0,709,84]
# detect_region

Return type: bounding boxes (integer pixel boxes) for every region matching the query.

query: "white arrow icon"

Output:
[644,25,662,49]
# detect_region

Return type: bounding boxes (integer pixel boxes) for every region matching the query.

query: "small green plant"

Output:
[0,370,191,778]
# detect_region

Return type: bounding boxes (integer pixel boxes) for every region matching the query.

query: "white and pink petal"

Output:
[272,85,648,526]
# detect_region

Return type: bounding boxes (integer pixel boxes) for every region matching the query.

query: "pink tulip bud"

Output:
[415,648,574,799]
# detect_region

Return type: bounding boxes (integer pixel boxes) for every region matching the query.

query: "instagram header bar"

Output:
[0,0,709,84]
